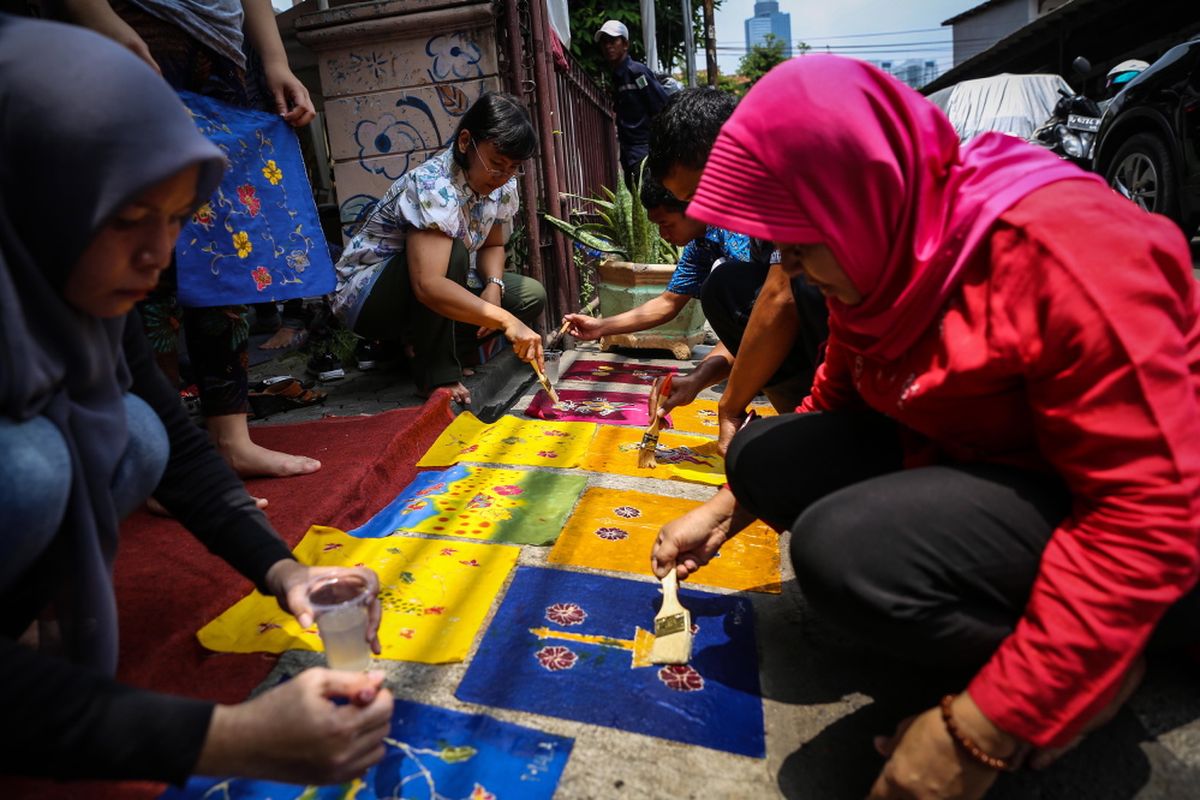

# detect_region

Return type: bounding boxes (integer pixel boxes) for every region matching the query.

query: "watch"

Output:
[485,276,506,297]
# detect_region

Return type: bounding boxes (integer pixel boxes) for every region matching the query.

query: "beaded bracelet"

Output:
[939,694,1021,772]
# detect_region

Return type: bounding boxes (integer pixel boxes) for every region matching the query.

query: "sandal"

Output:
[248,378,326,419]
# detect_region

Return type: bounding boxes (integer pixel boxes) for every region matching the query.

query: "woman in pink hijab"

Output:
[651,56,1200,798]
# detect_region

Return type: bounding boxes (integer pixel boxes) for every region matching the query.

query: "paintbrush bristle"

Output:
[636,428,659,468]
[649,613,693,664]
[649,571,693,664]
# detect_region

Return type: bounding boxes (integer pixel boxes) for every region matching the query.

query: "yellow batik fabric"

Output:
[197,526,519,663]
[668,398,779,436]
[548,487,782,593]
[417,412,597,469]
[580,425,726,485]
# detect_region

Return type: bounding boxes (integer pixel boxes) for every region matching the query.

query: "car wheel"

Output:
[1105,132,1182,226]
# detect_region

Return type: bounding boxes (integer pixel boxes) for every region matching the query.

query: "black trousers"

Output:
[699,261,829,412]
[726,411,1200,670]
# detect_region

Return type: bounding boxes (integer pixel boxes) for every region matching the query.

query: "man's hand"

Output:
[651,487,738,579]
[197,668,393,784]
[715,406,748,456]
[265,561,382,654]
[868,694,1014,800]
[262,60,315,127]
[659,373,702,416]
[561,314,606,342]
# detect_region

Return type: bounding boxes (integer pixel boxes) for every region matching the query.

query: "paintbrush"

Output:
[556,318,572,338]
[637,374,671,469]
[649,569,692,664]
[531,359,560,405]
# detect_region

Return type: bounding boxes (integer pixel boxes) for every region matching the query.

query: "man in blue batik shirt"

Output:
[562,179,752,362]
[596,20,669,186]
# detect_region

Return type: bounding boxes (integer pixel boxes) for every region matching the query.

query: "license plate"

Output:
[1067,114,1100,133]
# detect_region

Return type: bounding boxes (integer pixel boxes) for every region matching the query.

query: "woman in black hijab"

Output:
[0,16,391,785]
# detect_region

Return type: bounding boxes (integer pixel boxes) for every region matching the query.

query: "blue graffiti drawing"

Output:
[426,32,483,82]
[353,97,441,181]
[328,50,393,84]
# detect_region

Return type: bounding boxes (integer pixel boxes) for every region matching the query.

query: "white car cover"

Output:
[926,73,1073,143]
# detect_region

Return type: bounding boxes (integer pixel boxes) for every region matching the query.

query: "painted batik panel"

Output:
[161,698,572,799]
[350,464,587,546]
[580,425,726,486]
[525,389,669,427]
[668,397,779,436]
[456,567,764,757]
[197,526,518,663]
[559,359,680,386]
[417,413,597,469]
[175,91,336,306]
[549,487,782,593]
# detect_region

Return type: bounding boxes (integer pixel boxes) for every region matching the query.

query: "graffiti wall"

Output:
[298,9,500,240]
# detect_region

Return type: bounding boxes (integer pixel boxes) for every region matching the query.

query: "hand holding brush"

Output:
[637,374,672,469]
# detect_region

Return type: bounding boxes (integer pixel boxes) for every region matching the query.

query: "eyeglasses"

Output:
[470,137,525,178]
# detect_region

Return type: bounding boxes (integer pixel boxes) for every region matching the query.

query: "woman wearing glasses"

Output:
[331,92,547,404]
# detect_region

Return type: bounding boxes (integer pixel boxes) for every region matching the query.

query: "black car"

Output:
[1093,37,1200,236]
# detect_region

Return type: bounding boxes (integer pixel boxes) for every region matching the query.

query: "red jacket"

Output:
[800,181,1200,748]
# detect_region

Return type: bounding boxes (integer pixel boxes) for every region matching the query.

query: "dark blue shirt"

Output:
[610,55,669,169]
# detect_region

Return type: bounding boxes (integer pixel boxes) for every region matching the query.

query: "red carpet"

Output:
[6,393,454,799]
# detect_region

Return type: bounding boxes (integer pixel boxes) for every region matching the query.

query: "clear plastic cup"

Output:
[307,573,373,671]
[543,349,562,382]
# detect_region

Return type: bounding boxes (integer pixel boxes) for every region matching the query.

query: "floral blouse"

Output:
[331,147,520,329]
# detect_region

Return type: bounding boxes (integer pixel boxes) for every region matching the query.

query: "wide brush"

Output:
[532,359,559,405]
[637,374,671,469]
[648,569,693,665]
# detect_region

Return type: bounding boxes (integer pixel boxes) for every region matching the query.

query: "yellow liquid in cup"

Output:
[316,604,372,672]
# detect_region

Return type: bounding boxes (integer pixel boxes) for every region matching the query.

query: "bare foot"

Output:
[218,440,322,479]
[1028,653,1147,770]
[206,413,321,479]
[462,367,476,377]
[259,326,306,350]
[421,381,471,405]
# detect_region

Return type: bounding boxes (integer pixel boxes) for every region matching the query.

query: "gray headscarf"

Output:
[0,15,225,673]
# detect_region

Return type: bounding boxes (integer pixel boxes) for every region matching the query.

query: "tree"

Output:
[735,33,787,95]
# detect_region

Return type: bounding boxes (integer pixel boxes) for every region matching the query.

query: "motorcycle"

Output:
[1030,57,1103,167]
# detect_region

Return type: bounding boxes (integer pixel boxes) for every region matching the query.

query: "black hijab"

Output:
[0,16,224,673]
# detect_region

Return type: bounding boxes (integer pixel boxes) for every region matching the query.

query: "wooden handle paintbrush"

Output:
[637,374,671,469]
[649,569,693,664]
[531,359,559,405]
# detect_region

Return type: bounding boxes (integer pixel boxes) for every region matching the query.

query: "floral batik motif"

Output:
[349,464,587,546]
[175,91,335,306]
[457,567,765,758]
[526,389,670,428]
[581,425,727,486]
[163,699,573,800]
[558,359,680,386]
[550,487,782,594]
[417,413,597,469]
[197,526,518,663]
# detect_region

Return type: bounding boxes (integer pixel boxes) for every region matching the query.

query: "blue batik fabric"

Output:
[665,226,752,297]
[174,91,336,307]
[456,566,765,757]
[161,699,573,799]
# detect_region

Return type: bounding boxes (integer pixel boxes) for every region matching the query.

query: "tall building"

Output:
[744,1,792,58]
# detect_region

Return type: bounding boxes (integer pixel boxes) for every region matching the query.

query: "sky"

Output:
[709,0,980,75]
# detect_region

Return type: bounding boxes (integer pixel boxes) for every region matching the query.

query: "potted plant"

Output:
[544,171,706,360]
